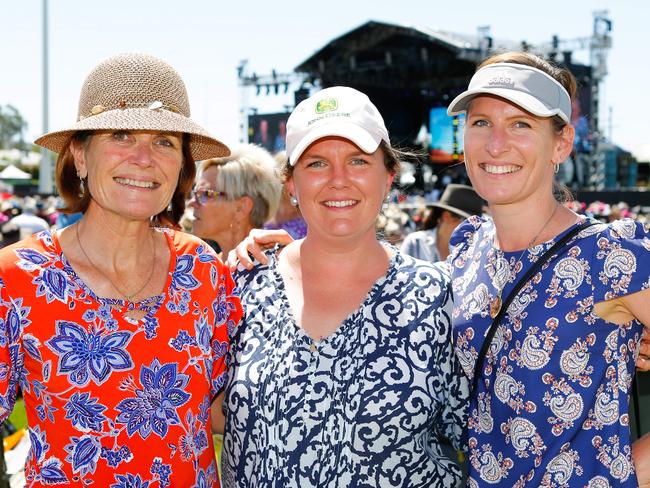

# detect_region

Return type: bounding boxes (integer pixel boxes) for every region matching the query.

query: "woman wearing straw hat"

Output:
[0,53,242,486]
[219,86,468,488]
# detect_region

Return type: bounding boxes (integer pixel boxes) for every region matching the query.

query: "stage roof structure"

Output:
[293,21,523,145]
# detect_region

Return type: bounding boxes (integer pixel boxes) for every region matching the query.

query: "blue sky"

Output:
[2,0,648,154]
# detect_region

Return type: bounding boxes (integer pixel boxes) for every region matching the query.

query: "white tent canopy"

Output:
[632,143,650,163]
[0,164,31,180]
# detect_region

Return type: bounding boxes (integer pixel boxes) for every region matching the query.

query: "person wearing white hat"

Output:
[446,51,650,486]
[219,86,468,487]
[0,53,242,486]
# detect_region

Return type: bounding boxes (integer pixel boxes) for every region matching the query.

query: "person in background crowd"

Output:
[189,144,281,259]
[446,51,650,486]
[263,150,307,239]
[0,222,21,248]
[8,197,49,239]
[219,86,468,488]
[55,211,83,229]
[400,183,485,261]
[0,53,241,487]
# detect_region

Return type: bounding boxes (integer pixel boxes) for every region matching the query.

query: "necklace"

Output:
[489,203,560,318]
[75,222,157,305]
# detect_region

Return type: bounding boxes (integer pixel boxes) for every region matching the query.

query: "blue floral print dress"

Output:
[0,229,242,487]
[222,249,469,488]
[449,216,649,487]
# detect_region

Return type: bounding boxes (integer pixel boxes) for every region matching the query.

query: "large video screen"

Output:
[429,107,465,163]
[248,112,290,154]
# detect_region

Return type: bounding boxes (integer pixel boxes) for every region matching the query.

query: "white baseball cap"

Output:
[447,62,572,123]
[286,86,390,165]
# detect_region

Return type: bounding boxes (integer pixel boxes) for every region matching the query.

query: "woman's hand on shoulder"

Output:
[638,325,650,372]
[226,228,294,271]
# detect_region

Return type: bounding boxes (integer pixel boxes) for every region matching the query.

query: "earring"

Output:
[290,195,299,207]
[77,170,85,196]
[554,163,560,174]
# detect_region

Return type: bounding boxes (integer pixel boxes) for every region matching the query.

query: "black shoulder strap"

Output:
[471,221,600,395]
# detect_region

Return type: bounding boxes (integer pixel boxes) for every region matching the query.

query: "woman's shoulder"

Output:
[397,251,449,276]
[448,215,492,256]
[392,252,452,304]
[0,230,56,270]
[167,228,207,250]
[233,247,279,289]
[165,229,222,259]
[573,217,648,252]
[600,218,648,241]
[573,218,649,300]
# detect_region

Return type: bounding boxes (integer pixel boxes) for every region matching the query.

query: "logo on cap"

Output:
[315,98,338,114]
[488,75,515,88]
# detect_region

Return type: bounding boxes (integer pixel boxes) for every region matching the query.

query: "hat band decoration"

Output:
[79,100,182,121]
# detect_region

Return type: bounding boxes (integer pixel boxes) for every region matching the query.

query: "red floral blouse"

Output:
[0,228,241,487]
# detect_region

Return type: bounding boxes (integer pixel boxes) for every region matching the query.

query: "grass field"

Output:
[7,398,27,430]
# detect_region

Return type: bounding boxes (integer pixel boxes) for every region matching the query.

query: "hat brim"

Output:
[447,88,570,123]
[288,122,382,165]
[35,108,230,161]
[428,201,471,219]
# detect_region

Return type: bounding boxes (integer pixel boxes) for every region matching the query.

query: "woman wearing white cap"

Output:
[219,86,468,487]
[446,51,650,486]
[0,53,242,486]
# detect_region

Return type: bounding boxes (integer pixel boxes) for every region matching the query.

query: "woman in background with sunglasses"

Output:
[189,144,282,259]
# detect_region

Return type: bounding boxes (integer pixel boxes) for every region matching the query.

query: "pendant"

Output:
[489,296,502,318]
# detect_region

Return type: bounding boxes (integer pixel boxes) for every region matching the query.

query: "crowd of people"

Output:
[0,50,647,488]
[2,188,647,252]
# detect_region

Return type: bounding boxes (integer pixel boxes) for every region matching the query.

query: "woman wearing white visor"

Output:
[446,51,650,486]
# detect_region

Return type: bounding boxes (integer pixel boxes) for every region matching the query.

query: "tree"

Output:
[0,104,28,150]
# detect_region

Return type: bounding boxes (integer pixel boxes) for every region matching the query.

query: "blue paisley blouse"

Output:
[449,217,649,487]
[222,249,469,487]
[0,229,242,487]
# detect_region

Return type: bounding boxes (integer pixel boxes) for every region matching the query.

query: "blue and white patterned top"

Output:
[222,249,469,488]
[449,216,649,487]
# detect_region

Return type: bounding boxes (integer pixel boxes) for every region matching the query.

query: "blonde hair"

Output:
[200,144,282,227]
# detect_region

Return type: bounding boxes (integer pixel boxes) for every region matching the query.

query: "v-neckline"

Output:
[51,227,176,320]
[267,246,400,344]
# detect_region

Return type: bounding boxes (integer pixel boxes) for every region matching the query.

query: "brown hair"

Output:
[478,51,577,133]
[56,131,195,228]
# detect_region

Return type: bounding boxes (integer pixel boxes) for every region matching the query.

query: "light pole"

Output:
[39,0,53,194]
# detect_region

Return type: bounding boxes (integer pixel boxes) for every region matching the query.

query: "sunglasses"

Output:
[191,188,228,205]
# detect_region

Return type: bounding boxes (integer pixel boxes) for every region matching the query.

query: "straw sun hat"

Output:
[35,53,230,161]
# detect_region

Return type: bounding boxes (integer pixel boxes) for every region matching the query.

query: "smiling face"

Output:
[286,136,394,242]
[463,95,574,209]
[70,130,184,222]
